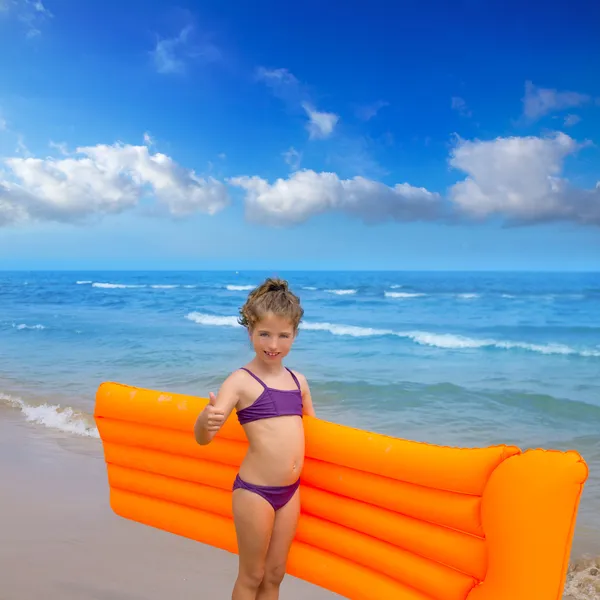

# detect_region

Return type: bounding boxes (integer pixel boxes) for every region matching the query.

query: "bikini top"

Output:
[236,367,303,425]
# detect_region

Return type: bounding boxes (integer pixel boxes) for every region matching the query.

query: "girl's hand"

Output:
[202,392,226,432]
[194,374,241,445]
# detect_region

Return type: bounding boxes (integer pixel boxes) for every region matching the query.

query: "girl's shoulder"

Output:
[288,368,309,390]
[221,367,251,389]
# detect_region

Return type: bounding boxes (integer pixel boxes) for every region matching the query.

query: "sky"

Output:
[0,0,599,271]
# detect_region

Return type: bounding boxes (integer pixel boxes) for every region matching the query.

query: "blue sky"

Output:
[0,0,599,271]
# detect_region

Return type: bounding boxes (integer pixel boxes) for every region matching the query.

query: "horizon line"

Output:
[1,268,599,274]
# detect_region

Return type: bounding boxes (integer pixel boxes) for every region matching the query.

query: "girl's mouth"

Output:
[264,351,280,358]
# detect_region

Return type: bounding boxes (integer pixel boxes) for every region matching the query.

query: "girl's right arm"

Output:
[194,372,241,445]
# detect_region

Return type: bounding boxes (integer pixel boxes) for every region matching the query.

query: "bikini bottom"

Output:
[232,473,300,511]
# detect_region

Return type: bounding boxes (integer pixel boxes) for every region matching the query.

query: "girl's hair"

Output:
[238,277,304,332]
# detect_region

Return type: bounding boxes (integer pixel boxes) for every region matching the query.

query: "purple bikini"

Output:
[233,367,303,511]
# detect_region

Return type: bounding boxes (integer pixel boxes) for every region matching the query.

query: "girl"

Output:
[194,277,315,600]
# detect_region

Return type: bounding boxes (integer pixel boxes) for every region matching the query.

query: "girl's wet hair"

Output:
[238,277,304,332]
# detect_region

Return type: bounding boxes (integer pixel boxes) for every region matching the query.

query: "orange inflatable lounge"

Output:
[94,382,588,600]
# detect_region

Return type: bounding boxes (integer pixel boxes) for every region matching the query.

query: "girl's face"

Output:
[249,312,296,365]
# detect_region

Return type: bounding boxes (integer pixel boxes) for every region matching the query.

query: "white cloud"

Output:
[229,170,443,227]
[302,103,339,139]
[2,130,598,230]
[522,81,591,120]
[256,66,339,141]
[151,25,220,75]
[0,141,230,226]
[0,117,6,131]
[448,132,600,225]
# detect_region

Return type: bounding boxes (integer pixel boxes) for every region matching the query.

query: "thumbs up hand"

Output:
[201,392,226,432]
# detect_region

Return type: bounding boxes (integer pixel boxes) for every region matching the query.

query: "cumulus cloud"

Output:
[522,81,591,121]
[0,141,230,226]
[229,170,444,227]
[229,132,598,229]
[448,132,600,226]
[2,131,598,230]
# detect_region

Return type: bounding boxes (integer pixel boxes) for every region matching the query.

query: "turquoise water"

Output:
[1,270,599,553]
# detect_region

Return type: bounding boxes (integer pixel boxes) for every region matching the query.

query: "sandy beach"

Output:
[0,412,339,600]
[2,407,600,600]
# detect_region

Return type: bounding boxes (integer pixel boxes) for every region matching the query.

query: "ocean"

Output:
[1,269,599,560]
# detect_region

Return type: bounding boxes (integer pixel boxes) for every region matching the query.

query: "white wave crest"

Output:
[226,285,255,291]
[325,289,357,295]
[403,331,487,348]
[186,312,241,327]
[302,321,392,337]
[399,332,600,357]
[302,286,317,291]
[0,393,99,438]
[390,284,403,289]
[151,285,179,289]
[184,312,600,358]
[456,293,479,299]
[385,292,426,298]
[13,323,45,330]
[92,282,145,289]
[76,280,92,284]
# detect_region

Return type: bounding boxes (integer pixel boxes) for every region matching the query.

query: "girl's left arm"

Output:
[295,371,316,417]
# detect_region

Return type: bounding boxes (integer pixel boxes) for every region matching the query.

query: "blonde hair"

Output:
[238,277,304,332]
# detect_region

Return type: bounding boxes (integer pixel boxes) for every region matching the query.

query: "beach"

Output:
[2,395,599,600]
[1,269,599,599]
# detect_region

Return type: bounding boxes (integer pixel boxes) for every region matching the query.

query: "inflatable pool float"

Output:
[94,382,588,600]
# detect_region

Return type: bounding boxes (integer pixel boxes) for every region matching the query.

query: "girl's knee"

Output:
[263,563,286,586]
[239,566,265,590]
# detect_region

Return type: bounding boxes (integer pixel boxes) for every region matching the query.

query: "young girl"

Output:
[194,277,315,600]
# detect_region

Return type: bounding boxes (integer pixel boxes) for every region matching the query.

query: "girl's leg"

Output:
[256,488,301,600]
[232,488,275,600]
